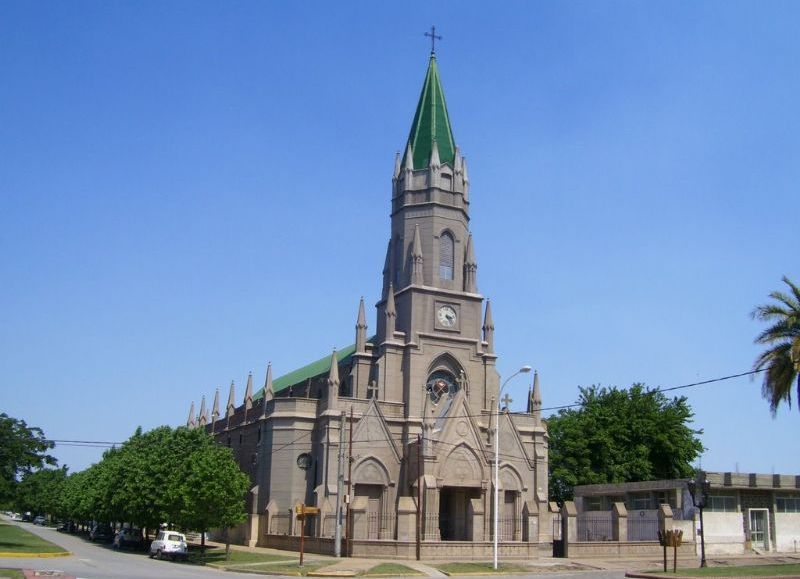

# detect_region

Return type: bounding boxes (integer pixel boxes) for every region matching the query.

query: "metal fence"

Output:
[490,517,520,541]
[321,514,337,538]
[577,511,613,541]
[627,510,659,541]
[270,513,291,535]
[422,513,439,541]
[366,512,396,540]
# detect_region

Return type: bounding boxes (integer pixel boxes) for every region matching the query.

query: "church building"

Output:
[186,49,552,559]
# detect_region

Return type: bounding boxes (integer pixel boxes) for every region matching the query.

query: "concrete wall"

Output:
[702,512,744,555]
[565,541,695,559]
[775,513,800,552]
[258,535,540,560]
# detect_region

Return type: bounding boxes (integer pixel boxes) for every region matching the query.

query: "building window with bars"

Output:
[707,496,737,512]
[776,495,800,512]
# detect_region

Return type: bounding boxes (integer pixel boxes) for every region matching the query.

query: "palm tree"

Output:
[751,276,800,415]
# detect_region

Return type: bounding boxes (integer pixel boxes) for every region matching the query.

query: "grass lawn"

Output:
[435,561,530,575]
[224,561,329,576]
[0,523,67,554]
[188,546,294,566]
[0,571,24,579]
[648,564,800,577]
[362,562,423,576]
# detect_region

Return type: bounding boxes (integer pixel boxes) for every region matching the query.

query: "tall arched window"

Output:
[439,232,454,280]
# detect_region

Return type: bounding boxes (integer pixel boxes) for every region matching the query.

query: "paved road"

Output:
[2,521,630,579]
[1,522,261,579]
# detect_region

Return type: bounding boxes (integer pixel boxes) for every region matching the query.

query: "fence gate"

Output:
[628,510,659,541]
[552,513,564,557]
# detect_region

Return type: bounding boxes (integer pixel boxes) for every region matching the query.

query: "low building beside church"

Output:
[185,50,552,558]
[574,471,800,554]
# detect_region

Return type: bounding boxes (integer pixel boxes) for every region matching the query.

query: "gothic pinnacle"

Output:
[532,370,542,422]
[429,139,441,169]
[198,395,207,427]
[328,349,340,387]
[464,233,477,293]
[385,283,397,338]
[393,151,402,180]
[187,401,196,428]
[244,372,254,411]
[411,224,424,285]
[226,380,236,419]
[212,388,220,423]
[483,299,495,353]
[263,362,274,407]
[327,348,340,405]
[356,297,367,353]
[402,142,414,172]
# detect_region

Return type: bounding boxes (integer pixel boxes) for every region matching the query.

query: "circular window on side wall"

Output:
[426,371,457,404]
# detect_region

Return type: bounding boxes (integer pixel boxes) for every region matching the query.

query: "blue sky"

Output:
[2,1,798,475]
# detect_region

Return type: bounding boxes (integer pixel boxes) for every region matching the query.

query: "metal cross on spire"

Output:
[424,25,442,54]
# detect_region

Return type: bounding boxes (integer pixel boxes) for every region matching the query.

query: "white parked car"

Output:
[149,530,188,560]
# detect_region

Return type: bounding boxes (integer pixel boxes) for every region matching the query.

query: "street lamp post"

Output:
[493,365,532,570]
[687,476,711,568]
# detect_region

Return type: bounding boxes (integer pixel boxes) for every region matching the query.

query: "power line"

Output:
[48,439,121,448]
[537,368,765,413]
[49,368,764,450]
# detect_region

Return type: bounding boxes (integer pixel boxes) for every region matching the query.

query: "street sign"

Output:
[295,505,320,515]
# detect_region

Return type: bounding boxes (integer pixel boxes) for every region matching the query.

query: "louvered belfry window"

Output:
[440,232,454,280]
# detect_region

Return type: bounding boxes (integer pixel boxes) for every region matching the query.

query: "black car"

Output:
[57,521,76,533]
[89,524,114,543]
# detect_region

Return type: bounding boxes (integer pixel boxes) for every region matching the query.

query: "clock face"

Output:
[437,305,457,328]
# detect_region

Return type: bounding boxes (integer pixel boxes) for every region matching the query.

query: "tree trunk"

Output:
[225,528,231,561]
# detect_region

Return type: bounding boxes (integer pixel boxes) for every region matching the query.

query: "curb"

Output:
[625,573,800,579]
[0,551,71,558]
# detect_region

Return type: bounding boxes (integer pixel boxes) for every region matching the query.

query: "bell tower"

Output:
[374,50,497,419]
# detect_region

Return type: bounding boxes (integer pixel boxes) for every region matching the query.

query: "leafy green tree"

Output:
[15,466,68,518]
[547,384,704,504]
[109,426,180,535]
[54,425,249,545]
[0,413,56,504]
[170,427,249,551]
[61,469,91,523]
[751,276,800,415]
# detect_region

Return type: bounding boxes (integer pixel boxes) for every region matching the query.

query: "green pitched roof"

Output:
[403,54,456,169]
[253,337,376,399]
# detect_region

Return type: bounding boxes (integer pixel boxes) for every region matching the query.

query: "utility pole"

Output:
[346,406,353,557]
[334,410,345,557]
[416,432,422,561]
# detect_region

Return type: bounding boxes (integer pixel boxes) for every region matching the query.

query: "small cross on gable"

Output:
[500,393,513,411]
[367,381,379,400]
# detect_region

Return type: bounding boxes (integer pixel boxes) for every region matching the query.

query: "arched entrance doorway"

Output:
[438,444,484,541]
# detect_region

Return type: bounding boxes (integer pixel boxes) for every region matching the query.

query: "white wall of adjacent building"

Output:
[775,513,800,552]
[696,512,744,555]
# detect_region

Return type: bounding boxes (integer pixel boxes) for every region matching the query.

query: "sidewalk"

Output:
[11,540,800,578]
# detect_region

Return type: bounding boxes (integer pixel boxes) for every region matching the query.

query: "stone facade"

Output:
[185,52,551,557]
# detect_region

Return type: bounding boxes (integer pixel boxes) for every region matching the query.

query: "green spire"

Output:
[404,53,456,169]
